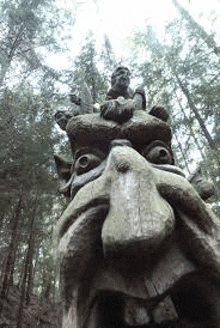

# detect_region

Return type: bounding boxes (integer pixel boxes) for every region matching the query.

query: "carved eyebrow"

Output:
[74,147,91,160]
[74,148,106,160]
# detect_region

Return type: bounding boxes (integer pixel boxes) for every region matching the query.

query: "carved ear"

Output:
[149,106,169,122]
[54,154,73,181]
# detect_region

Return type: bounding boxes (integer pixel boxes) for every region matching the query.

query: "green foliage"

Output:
[71,33,109,104]
[130,7,220,201]
[1,88,50,225]
[0,0,67,88]
[0,5,112,317]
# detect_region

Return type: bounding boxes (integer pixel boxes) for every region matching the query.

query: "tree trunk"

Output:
[174,73,218,151]
[174,89,209,162]
[142,27,218,152]
[103,34,116,70]
[173,132,191,173]
[0,22,27,87]
[0,194,23,315]
[25,237,35,305]
[172,0,220,56]
[91,74,97,104]
[16,240,32,328]
[16,199,37,328]
[174,90,220,192]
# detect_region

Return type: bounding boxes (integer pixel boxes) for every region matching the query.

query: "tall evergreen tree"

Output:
[0,83,62,321]
[172,0,220,56]
[71,33,109,105]
[0,0,70,88]
[131,19,220,198]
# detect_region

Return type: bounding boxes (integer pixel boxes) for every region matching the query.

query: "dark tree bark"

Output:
[0,194,23,315]
[16,239,32,328]
[25,236,35,306]
[16,196,38,327]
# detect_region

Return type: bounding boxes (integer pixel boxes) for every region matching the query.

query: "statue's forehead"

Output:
[66,111,172,154]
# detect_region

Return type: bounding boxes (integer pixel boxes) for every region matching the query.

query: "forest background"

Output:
[1,0,220,326]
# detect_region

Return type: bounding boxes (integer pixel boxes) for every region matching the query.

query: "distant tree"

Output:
[101,34,117,71]
[0,0,71,89]
[71,32,109,105]
[0,84,62,323]
[172,0,220,56]
[131,19,220,198]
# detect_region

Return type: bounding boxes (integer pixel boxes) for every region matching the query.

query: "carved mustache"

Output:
[156,172,220,283]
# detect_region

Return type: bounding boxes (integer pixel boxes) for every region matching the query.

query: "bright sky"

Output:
[55,0,176,66]
[52,0,220,69]
[71,0,176,56]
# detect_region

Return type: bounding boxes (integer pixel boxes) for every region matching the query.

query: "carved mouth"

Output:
[59,202,220,327]
[86,269,218,327]
[57,199,220,328]
[60,204,218,328]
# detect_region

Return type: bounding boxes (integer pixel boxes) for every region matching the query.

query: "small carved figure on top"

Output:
[101,66,169,124]
[100,66,147,124]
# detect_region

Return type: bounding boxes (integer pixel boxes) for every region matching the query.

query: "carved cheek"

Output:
[101,145,175,258]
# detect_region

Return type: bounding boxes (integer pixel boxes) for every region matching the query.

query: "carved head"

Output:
[54,112,220,327]
[111,66,130,90]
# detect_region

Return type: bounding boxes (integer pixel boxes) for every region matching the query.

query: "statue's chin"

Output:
[84,268,218,327]
[62,249,219,327]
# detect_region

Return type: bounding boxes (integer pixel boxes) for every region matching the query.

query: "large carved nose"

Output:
[101,143,175,261]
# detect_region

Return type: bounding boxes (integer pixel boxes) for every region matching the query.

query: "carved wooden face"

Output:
[54,112,220,327]
[111,66,130,90]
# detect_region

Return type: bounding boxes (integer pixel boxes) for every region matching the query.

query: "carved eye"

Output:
[74,153,102,175]
[143,146,173,165]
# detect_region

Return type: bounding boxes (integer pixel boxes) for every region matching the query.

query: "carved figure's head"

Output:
[54,112,220,327]
[111,66,130,90]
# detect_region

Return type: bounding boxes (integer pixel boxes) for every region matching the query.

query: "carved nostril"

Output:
[115,161,130,173]
[110,139,132,149]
